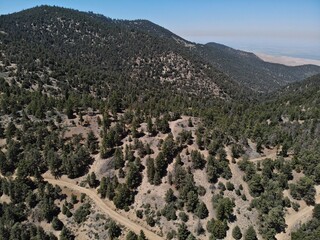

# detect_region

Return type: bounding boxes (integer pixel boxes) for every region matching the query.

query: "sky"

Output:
[1,0,320,59]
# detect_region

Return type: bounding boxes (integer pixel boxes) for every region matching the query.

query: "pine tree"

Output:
[313,204,320,219]
[5,121,16,139]
[114,148,124,169]
[165,188,176,203]
[138,230,147,240]
[177,223,190,240]
[191,150,205,169]
[108,220,122,239]
[126,231,138,240]
[147,117,153,134]
[232,225,242,240]
[87,172,97,187]
[155,151,167,177]
[52,216,63,230]
[99,177,107,198]
[0,123,4,138]
[153,171,162,185]
[86,130,98,153]
[186,191,199,212]
[244,226,257,240]
[60,227,74,240]
[147,157,155,184]
[126,162,141,189]
[195,201,209,219]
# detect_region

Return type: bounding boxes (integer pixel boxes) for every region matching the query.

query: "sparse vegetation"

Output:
[0,5,319,240]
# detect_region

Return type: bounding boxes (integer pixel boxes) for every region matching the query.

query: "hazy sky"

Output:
[1,0,319,59]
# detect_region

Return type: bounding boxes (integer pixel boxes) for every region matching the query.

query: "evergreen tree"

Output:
[232,225,242,240]
[186,191,199,212]
[155,151,167,178]
[244,226,257,240]
[47,149,62,178]
[126,162,142,189]
[108,220,122,239]
[153,171,162,185]
[165,188,176,203]
[52,216,63,230]
[313,204,320,220]
[0,123,4,138]
[60,227,74,240]
[147,117,153,135]
[113,184,133,209]
[146,157,155,184]
[99,177,107,198]
[177,223,190,240]
[195,201,209,219]
[86,130,98,153]
[191,150,205,169]
[126,231,138,240]
[138,230,147,240]
[87,172,98,188]
[114,148,124,169]
[5,121,16,139]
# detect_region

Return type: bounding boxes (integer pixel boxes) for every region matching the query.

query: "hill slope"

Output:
[1,6,320,240]
[197,42,320,92]
[0,5,251,101]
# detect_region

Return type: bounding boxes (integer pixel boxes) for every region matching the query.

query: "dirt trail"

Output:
[248,151,277,163]
[276,187,320,240]
[44,177,163,240]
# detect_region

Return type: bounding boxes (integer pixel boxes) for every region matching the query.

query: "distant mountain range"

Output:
[0,5,319,98]
[1,6,320,240]
[196,42,320,92]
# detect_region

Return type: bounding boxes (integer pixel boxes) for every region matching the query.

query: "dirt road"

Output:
[44,177,163,240]
[248,151,277,163]
[276,187,320,240]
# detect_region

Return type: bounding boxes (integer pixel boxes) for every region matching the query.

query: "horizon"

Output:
[1,1,319,60]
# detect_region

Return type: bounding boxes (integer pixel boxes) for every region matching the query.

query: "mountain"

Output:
[1,6,320,240]
[1,5,318,104]
[0,5,252,103]
[272,73,320,114]
[197,42,320,92]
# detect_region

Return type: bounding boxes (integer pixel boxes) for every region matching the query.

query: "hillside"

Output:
[1,5,320,240]
[197,42,320,92]
[261,73,320,122]
[0,5,252,102]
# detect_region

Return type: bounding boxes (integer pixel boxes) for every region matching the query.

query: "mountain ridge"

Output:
[1,5,319,96]
[0,5,253,102]
[1,6,320,240]
[198,42,320,92]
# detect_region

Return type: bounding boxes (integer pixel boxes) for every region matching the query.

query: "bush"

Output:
[136,210,143,219]
[226,182,235,191]
[146,215,155,227]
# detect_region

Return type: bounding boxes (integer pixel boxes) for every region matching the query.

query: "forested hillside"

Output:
[197,42,320,92]
[0,5,320,240]
[0,5,253,102]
